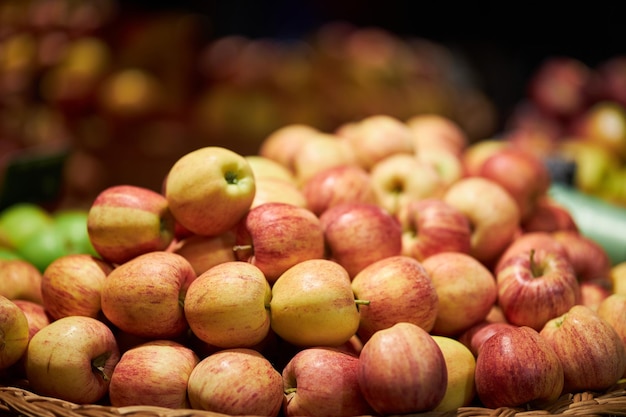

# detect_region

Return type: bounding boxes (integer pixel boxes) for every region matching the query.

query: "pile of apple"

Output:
[1,113,626,416]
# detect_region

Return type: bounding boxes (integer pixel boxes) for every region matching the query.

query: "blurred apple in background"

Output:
[109,340,199,408]
[270,259,362,347]
[234,202,325,282]
[87,184,176,265]
[520,196,579,233]
[41,253,113,320]
[25,315,120,404]
[422,252,497,337]
[292,132,357,185]
[0,203,52,251]
[351,255,439,342]
[474,325,564,409]
[319,202,402,277]
[460,139,509,177]
[611,261,626,295]
[282,347,374,417]
[0,295,30,371]
[245,154,297,184]
[101,251,195,339]
[405,113,468,157]
[187,348,283,417]
[12,299,50,341]
[0,258,44,303]
[51,209,98,256]
[357,322,447,415]
[251,176,308,209]
[171,231,237,276]
[540,305,626,394]
[552,229,612,283]
[257,123,320,173]
[576,101,626,160]
[579,279,612,311]
[431,335,476,412]
[416,147,464,188]
[184,261,271,349]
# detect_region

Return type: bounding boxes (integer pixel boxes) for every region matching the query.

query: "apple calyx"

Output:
[92,352,112,381]
[225,170,242,185]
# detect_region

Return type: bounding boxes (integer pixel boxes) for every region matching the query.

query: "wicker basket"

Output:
[1,380,625,417]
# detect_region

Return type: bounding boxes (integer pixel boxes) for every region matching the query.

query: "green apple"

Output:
[52,209,98,256]
[16,224,68,273]
[0,203,53,250]
[0,247,21,260]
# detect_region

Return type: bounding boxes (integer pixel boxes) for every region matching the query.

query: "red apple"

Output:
[357,322,448,414]
[405,113,469,157]
[25,315,120,404]
[171,230,237,277]
[87,184,176,265]
[580,279,613,311]
[540,304,626,394]
[41,253,114,320]
[187,348,283,417]
[282,347,374,417]
[351,255,439,342]
[474,325,564,409]
[521,197,579,233]
[397,198,471,262]
[319,202,402,278]
[458,321,518,357]
[494,231,569,275]
[12,299,50,340]
[496,249,580,330]
[108,339,199,408]
[460,139,509,177]
[258,123,320,172]
[301,164,377,216]
[234,202,325,283]
[552,230,612,283]
[422,252,498,337]
[0,258,44,304]
[577,101,626,160]
[100,251,196,339]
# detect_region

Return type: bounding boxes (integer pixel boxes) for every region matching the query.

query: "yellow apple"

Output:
[431,335,477,412]
[611,261,626,296]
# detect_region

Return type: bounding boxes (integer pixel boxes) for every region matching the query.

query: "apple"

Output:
[521,196,579,233]
[257,123,320,172]
[422,251,498,337]
[0,202,52,250]
[476,146,551,221]
[97,68,164,120]
[108,339,200,408]
[0,295,29,370]
[494,231,569,275]
[12,299,51,340]
[496,249,580,331]
[245,154,298,184]
[292,132,358,185]
[41,253,114,320]
[100,251,196,339]
[282,347,374,417]
[300,164,377,216]
[0,258,44,303]
[416,147,464,188]
[431,335,477,412]
[580,279,613,311]
[187,348,283,417]
[319,202,402,278]
[460,138,509,177]
[540,304,626,394]
[338,114,415,170]
[611,261,626,296]
[233,202,325,283]
[87,184,177,265]
[164,146,256,237]
[405,113,468,156]
[52,209,99,257]
[351,255,439,342]
[597,293,626,376]
[577,101,626,159]
[458,321,518,357]
[270,258,362,347]
[443,177,521,267]
[25,315,120,404]
[397,198,471,262]
[552,230,612,283]
[184,261,271,349]
[369,153,445,216]
[474,325,564,409]
[357,322,447,414]
[170,230,237,276]
[251,176,308,209]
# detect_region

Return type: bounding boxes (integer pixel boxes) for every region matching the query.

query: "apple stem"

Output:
[232,244,253,252]
[284,387,297,395]
[355,299,370,306]
[529,249,541,278]
[92,352,111,382]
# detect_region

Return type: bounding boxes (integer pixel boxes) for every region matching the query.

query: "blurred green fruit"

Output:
[0,247,22,260]
[16,225,68,272]
[53,209,99,257]
[0,203,53,249]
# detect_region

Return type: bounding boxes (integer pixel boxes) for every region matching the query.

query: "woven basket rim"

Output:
[1,380,625,417]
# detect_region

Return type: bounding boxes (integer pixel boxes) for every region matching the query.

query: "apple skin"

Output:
[301,164,377,216]
[521,197,579,233]
[405,113,468,157]
[597,293,626,377]
[540,304,626,394]
[319,202,402,278]
[552,230,612,283]
[0,295,30,370]
[579,279,613,311]
[351,255,439,342]
[460,139,509,177]
[184,261,271,349]
[234,202,325,283]
[282,347,375,417]
[458,321,518,357]
[292,132,358,185]
[496,249,580,331]
[41,253,114,320]
[0,258,44,304]
[611,261,626,296]
[108,339,199,408]
[187,348,283,417]
[422,252,498,337]
[443,177,521,267]
[245,154,297,184]
[12,299,51,340]
[397,198,472,262]
[431,335,477,412]
[171,230,237,276]
[270,259,361,347]
[494,231,569,275]
[251,176,308,209]
[475,325,564,409]
[477,146,551,221]
[100,251,196,339]
[357,322,448,415]
[164,146,256,237]
[25,315,120,404]
[0,202,53,250]
[258,123,320,172]
[87,184,177,265]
